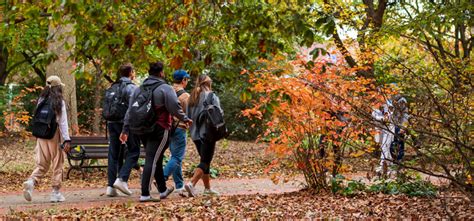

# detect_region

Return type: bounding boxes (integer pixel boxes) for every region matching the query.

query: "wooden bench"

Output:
[66,136,145,179]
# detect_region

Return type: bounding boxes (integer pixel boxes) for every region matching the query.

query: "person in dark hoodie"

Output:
[120,61,192,202]
[105,63,141,197]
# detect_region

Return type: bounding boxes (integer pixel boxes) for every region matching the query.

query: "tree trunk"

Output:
[91,60,102,135]
[0,42,9,86]
[46,23,79,135]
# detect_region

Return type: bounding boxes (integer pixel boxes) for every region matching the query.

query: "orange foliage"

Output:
[243,54,389,189]
[2,86,43,137]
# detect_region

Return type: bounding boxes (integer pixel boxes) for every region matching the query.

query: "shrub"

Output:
[243,55,386,191]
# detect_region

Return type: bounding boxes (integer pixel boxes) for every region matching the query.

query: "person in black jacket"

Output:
[106,63,140,197]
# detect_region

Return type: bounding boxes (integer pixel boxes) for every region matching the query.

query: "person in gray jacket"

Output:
[120,61,192,202]
[184,74,222,197]
[106,63,141,197]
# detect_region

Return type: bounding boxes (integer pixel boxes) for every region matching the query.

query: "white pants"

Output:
[376,130,394,173]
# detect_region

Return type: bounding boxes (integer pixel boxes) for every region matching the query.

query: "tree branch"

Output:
[332,30,358,68]
[5,59,28,73]
[373,0,388,29]
[21,51,46,81]
[1,12,52,24]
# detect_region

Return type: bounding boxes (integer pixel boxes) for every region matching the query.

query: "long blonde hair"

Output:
[189,74,212,107]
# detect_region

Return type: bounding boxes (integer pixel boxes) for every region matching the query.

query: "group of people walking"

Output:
[22,61,223,203]
[20,59,408,203]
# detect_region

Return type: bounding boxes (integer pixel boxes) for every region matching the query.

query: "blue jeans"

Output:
[163,128,186,189]
[107,122,140,187]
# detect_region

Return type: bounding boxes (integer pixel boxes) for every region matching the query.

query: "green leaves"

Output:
[313,15,335,36]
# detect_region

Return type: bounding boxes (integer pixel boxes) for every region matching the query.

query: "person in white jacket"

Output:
[372,102,395,175]
[23,75,71,202]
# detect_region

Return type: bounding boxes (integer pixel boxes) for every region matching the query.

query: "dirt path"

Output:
[0,177,303,214]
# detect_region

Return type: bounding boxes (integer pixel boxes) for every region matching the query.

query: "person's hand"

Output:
[185,119,193,127]
[119,133,128,144]
[63,142,71,153]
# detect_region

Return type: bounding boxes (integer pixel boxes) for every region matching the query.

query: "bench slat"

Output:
[71,136,109,145]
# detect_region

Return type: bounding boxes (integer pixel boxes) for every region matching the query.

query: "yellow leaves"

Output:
[270,172,280,184]
[350,150,366,158]
[16,114,31,124]
[178,16,190,27]
[466,174,473,185]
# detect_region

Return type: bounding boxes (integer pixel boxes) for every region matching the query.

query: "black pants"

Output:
[107,122,140,187]
[193,139,216,174]
[140,126,170,196]
[390,126,405,162]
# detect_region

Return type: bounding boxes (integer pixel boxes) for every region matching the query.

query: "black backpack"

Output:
[32,99,58,139]
[196,92,228,142]
[128,81,165,135]
[102,80,133,121]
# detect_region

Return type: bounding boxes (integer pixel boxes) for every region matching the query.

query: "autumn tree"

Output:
[243,53,386,190]
[0,2,55,85]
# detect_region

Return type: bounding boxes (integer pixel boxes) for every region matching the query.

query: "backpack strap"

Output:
[140,80,166,107]
[117,80,134,103]
[203,92,214,107]
[176,89,186,98]
[34,97,49,116]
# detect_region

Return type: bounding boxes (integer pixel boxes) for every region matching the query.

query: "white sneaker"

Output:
[139,195,160,202]
[113,178,132,195]
[184,183,196,197]
[50,191,65,202]
[160,186,175,199]
[106,186,118,197]
[176,188,187,197]
[203,188,220,196]
[23,179,35,201]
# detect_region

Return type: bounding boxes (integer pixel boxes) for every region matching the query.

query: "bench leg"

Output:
[81,167,86,180]
[66,167,73,180]
[66,157,81,180]
[66,156,86,179]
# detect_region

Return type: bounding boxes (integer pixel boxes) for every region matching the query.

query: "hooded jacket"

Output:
[122,75,189,134]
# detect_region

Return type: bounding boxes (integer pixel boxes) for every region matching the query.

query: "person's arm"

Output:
[57,100,71,141]
[372,109,383,121]
[121,87,137,135]
[58,101,71,151]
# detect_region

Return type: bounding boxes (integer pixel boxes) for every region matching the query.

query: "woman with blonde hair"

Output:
[184,74,222,196]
